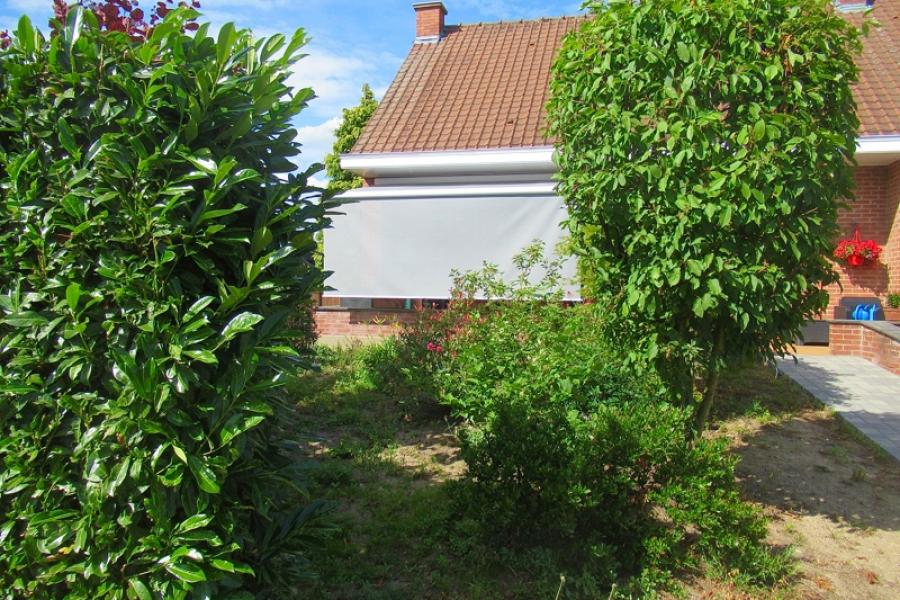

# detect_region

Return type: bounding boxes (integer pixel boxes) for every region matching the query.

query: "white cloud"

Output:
[308,174,329,189]
[287,45,400,168]
[290,45,399,120]
[296,116,342,167]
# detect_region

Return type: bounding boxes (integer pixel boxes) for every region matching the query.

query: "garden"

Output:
[289,256,900,599]
[0,1,897,599]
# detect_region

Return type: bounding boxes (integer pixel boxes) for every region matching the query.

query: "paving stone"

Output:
[776,356,900,461]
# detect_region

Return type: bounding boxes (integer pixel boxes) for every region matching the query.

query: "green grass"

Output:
[287,346,585,599]
[714,361,819,423]
[287,348,805,599]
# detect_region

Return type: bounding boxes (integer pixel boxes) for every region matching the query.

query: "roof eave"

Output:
[340,147,557,178]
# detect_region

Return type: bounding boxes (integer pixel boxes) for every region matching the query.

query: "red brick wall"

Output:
[825,163,899,316]
[415,4,445,38]
[830,322,900,375]
[886,160,900,292]
[315,308,416,338]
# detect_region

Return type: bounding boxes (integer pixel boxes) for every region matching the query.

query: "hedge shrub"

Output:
[457,398,789,593]
[372,248,790,593]
[0,7,336,598]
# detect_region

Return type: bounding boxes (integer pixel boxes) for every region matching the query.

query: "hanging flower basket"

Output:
[833,228,881,268]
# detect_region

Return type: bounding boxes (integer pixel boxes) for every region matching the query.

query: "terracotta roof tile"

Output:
[846,0,900,135]
[353,2,899,154]
[352,16,582,153]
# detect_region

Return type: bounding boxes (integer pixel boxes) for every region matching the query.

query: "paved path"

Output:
[777,355,900,461]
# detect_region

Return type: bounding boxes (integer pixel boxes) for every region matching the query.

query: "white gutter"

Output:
[856,135,900,166]
[340,182,557,200]
[857,135,900,155]
[340,147,556,178]
[341,136,900,177]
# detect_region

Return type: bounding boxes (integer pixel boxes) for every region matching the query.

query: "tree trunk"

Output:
[692,327,726,436]
[660,359,693,409]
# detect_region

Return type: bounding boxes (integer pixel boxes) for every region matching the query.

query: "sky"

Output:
[0,0,584,184]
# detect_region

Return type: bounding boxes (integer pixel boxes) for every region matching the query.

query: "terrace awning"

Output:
[322,183,579,299]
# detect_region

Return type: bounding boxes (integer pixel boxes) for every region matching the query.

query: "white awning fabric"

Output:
[323,184,579,299]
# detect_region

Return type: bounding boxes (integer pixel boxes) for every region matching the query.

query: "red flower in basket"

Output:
[833,228,881,268]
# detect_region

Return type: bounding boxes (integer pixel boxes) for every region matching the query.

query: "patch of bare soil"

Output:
[692,409,900,599]
[381,427,467,482]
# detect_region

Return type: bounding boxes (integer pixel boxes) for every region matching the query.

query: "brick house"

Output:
[318,1,900,369]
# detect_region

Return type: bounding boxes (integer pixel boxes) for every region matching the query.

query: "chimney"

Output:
[414,2,447,43]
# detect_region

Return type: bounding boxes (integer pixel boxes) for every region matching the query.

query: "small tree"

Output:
[548,0,863,432]
[324,84,379,193]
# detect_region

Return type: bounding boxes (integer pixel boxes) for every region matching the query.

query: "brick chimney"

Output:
[414,2,447,43]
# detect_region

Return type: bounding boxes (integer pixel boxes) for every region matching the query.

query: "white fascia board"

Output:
[340,147,556,178]
[856,135,900,166]
[340,135,899,177]
[857,135,900,155]
[338,182,557,201]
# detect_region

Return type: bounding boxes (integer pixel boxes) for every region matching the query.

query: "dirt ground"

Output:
[676,362,900,600]
[728,411,899,599]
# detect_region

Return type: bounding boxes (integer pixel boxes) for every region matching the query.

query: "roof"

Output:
[352,17,582,153]
[352,2,899,154]
[846,0,900,135]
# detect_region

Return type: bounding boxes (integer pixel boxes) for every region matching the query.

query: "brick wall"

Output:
[886,160,900,292]
[830,321,900,375]
[824,163,899,316]
[414,3,445,39]
[314,308,417,338]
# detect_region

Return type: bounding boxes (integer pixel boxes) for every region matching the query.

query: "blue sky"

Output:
[0,0,583,183]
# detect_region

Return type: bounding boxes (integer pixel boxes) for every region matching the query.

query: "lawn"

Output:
[289,346,900,599]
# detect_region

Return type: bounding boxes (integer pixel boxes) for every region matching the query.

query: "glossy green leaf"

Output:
[165,561,207,583]
[221,312,263,342]
[63,6,84,55]
[188,456,220,494]
[57,117,78,156]
[176,514,213,534]
[66,283,82,312]
[184,350,218,364]
[127,578,152,600]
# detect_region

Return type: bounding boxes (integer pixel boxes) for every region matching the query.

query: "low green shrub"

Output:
[437,300,657,422]
[348,245,789,593]
[458,397,790,594]
[362,243,658,420]
[0,8,336,598]
[377,245,791,594]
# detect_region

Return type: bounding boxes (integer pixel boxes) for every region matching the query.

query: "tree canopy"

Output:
[548,0,864,430]
[325,84,379,193]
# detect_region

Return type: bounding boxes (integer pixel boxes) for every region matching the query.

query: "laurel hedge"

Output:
[0,7,336,598]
